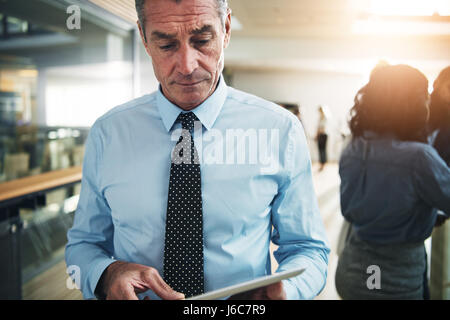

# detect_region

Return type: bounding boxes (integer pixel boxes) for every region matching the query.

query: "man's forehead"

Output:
[150,24,215,40]
[145,1,220,33]
[145,0,219,21]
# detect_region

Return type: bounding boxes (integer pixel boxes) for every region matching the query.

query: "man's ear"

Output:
[223,10,232,49]
[137,20,151,55]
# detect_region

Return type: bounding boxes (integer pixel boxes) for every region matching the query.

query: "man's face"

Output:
[138,0,231,110]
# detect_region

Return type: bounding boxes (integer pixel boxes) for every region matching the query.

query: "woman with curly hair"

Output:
[335,64,450,300]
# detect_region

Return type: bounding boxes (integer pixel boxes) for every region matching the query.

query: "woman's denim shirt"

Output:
[339,132,450,245]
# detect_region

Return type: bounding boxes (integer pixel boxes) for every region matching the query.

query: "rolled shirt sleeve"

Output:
[65,122,116,299]
[271,118,330,300]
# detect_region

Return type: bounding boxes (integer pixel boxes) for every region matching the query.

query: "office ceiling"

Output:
[86,0,450,76]
[89,0,363,37]
[89,0,138,24]
[228,0,362,38]
[88,0,450,38]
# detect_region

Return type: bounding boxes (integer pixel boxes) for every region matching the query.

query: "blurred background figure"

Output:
[428,66,450,166]
[278,102,307,139]
[292,104,304,127]
[335,64,450,300]
[316,105,330,172]
[290,103,306,132]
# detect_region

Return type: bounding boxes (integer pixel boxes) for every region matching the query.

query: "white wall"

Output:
[45,67,133,127]
[230,68,365,162]
[137,38,160,96]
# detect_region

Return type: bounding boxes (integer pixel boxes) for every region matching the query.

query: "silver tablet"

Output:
[187,267,305,300]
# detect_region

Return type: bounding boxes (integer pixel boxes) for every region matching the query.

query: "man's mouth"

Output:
[175,80,204,87]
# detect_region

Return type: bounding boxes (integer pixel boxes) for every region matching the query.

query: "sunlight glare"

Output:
[370,0,450,16]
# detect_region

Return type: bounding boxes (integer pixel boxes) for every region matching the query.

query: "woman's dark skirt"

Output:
[335,229,425,300]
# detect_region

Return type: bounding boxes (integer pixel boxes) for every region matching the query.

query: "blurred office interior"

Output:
[0,0,449,299]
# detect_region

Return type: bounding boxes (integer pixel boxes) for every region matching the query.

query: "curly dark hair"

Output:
[428,66,450,131]
[349,64,429,142]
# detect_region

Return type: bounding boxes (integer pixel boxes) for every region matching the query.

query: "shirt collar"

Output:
[157,76,228,132]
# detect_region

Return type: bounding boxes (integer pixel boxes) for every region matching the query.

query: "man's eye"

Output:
[159,44,175,51]
[194,39,209,46]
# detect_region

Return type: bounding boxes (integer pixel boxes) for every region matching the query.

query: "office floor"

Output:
[310,162,343,300]
[270,162,342,300]
[22,251,83,300]
[22,162,342,300]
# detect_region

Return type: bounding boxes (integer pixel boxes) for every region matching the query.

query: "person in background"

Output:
[281,103,309,143]
[292,104,302,122]
[335,64,450,300]
[315,105,328,172]
[428,66,450,166]
[289,104,305,131]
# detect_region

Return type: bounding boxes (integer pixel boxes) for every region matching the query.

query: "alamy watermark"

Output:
[66,265,81,290]
[171,122,280,174]
[366,265,381,290]
[66,5,81,30]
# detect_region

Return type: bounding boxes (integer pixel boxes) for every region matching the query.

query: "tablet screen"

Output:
[187,267,305,300]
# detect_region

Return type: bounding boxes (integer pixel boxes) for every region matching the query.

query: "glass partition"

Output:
[0,0,136,299]
[20,183,81,299]
[0,0,135,183]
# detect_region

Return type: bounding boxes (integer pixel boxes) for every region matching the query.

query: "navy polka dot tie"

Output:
[163,112,204,298]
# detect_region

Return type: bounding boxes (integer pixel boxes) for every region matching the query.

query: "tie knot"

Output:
[177,112,198,132]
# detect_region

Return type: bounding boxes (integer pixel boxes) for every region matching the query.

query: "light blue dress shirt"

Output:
[65,77,330,300]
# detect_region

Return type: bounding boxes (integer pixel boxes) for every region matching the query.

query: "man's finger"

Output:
[108,283,139,300]
[142,268,185,300]
[266,281,286,300]
[123,283,140,300]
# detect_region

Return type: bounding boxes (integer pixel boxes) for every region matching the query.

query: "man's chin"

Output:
[173,95,208,110]
[163,82,215,109]
[168,89,211,109]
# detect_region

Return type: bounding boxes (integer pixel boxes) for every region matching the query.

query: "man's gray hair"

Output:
[136,0,229,42]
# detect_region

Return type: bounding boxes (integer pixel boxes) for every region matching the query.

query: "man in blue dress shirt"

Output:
[65,0,329,300]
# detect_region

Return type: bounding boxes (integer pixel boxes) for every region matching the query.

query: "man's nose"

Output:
[176,43,199,76]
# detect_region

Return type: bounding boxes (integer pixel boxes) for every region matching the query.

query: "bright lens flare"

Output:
[370,0,450,16]
[353,0,450,35]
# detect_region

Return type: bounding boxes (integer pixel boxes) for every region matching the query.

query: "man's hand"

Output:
[97,261,185,300]
[228,281,287,300]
